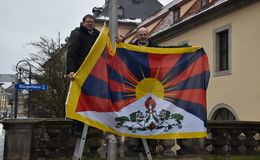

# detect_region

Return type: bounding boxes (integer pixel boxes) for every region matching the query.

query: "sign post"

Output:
[14,84,48,118]
[15,84,48,91]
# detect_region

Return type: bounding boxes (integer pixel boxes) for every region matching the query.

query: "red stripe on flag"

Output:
[76,93,135,112]
[109,79,135,93]
[165,89,206,108]
[167,54,209,87]
[108,54,139,84]
[90,56,108,82]
[148,54,182,81]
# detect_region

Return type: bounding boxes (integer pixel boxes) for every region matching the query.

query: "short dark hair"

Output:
[82,14,95,22]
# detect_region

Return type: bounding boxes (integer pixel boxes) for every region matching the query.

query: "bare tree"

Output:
[25,34,69,118]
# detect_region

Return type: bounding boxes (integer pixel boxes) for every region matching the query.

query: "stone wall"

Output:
[1,119,260,159]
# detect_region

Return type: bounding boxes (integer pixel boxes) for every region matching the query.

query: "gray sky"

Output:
[0,0,172,78]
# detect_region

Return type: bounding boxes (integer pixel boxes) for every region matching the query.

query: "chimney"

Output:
[92,7,103,17]
[105,0,109,5]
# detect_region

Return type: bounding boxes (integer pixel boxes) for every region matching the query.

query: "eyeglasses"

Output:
[84,20,94,23]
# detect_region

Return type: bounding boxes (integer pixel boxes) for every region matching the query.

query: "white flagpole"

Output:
[107,0,118,160]
[108,0,118,49]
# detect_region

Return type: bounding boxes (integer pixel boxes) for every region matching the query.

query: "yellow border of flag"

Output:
[114,43,202,56]
[66,26,110,122]
[66,27,207,139]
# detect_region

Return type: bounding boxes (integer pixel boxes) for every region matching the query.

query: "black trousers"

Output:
[71,120,84,138]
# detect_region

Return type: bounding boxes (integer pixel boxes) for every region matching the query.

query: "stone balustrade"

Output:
[206,120,260,155]
[1,119,260,159]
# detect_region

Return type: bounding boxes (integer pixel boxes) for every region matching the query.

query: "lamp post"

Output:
[15,60,32,118]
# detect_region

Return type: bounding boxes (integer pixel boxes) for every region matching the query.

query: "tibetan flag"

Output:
[66,28,210,139]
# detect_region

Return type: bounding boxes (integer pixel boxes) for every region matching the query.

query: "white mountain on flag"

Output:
[78,94,206,136]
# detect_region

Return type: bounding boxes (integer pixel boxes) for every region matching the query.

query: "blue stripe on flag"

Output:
[82,74,135,101]
[110,91,136,102]
[162,48,205,85]
[101,48,107,59]
[82,74,111,99]
[167,71,210,91]
[108,66,136,88]
[117,48,150,81]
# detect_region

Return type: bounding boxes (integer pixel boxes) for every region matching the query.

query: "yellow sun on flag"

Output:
[135,78,164,99]
[125,66,176,103]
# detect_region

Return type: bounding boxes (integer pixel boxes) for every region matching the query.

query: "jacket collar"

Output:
[80,25,96,35]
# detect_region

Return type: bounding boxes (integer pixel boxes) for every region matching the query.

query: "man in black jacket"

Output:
[67,14,99,80]
[67,14,99,137]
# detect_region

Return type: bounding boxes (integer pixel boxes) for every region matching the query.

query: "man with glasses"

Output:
[67,14,99,80]
[67,14,99,138]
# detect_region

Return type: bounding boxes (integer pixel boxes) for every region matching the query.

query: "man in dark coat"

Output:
[115,27,189,154]
[67,14,99,80]
[116,27,157,47]
[130,27,158,47]
[67,14,99,137]
[115,27,189,48]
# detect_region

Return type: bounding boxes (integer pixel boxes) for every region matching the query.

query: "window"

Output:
[173,8,180,23]
[213,24,232,76]
[200,0,208,9]
[118,7,124,18]
[209,103,239,120]
[218,30,228,71]
[213,108,236,120]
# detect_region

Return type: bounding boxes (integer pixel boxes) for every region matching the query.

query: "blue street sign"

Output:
[15,84,48,91]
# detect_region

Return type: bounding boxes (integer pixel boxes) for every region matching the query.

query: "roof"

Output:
[124,0,184,39]
[150,0,258,42]
[93,0,163,21]
[138,0,183,27]
[95,16,142,25]
[150,0,229,37]
[125,0,258,42]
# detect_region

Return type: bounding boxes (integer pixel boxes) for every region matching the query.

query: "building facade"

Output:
[0,84,11,118]
[125,0,260,121]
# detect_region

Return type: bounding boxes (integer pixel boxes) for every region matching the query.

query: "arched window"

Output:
[213,108,236,120]
[209,103,239,120]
